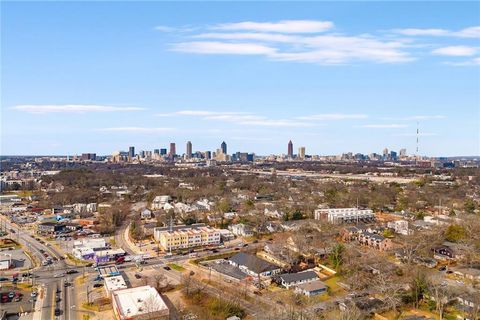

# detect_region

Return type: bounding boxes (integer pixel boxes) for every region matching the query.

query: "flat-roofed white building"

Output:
[314,208,375,224]
[112,285,169,320]
[104,275,128,295]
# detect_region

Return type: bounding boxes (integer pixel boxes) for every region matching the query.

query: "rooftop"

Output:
[229,252,281,274]
[278,270,318,283]
[112,285,168,318]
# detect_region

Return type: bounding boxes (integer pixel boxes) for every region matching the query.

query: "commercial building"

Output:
[154,224,221,251]
[298,147,306,159]
[314,208,375,224]
[112,285,169,320]
[169,143,176,157]
[288,140,293,158]
[186,141,192,159]
[81,153,97,161]
[221,141,227,155]
[105,275,128,295]
[128,146,135,159]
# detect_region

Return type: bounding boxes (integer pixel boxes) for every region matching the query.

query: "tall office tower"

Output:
[139,150,145,158]
[383,147,389,157]
[298,147,306,159]
[128,146,135,158]
[169,143,176,157]
[205,151,211,160]
[160,148,167,155]
[221,141,227,154]
[186,141,192,159]
[288,140,293,158]
[154,149,160,155]
[399,148,407,157]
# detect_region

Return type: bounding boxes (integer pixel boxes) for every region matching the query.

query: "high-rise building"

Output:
[399,148,407,157]
[154,149,160,155]
[383,148,389,157]
[169,143,176,157]
[128,146,135,158]
[139,150,145,158]
[186,141,192,159]
[205,151,211,160]
[298,147,306,159]
[81,153,96,161]
[221,141,227,154]
[288,140,293,158]
[160,149,167,155]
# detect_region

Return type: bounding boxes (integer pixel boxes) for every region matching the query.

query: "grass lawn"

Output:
[168,263,186,272]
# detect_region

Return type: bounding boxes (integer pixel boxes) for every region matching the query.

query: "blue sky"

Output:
[2,1,479,156]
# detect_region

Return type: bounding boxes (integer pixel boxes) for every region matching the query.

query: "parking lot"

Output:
[0,249,32,270]
[0,286,34,315]
[202,259,248,281]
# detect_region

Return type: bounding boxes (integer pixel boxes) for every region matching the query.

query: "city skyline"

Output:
[2,2,479,156]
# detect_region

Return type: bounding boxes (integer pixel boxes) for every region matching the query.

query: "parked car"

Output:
[134,273,142,279]
[163,266,171,271]
[30,291,38,297]
[93,283,103,288]
[66,270,78,274]
[54,309,61,316]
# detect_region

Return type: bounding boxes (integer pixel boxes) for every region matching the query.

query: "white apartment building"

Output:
[314,208,375,223]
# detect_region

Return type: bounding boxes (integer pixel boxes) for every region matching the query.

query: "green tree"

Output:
[464,199,476,214]
[329,243,345,271]
[445,224,465,242]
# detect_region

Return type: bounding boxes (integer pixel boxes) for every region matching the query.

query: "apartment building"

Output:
[154,224,221,251]
[314,207,375,223]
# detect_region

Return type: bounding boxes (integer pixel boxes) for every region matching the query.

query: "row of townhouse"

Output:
[342,226,393,251]
[154,224,221,251]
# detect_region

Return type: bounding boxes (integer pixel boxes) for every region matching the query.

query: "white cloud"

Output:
[406,115,446,120]
[11,104,145,114]
[393,28,450,37]
[173,33,412,64]
[98,127,173,133]
[213,20,334,34]
[154,25,175,32]
[164,109,313,127]
[296,113,368,120]
[359,124,408,128]
[172,41,277,55]
[432,46,478,56]
[395,132,437,137]
[394,26,480,38]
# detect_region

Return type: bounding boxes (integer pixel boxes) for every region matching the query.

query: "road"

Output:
[0,215,77,320]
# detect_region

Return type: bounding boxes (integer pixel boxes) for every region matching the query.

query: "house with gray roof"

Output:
[228,252,282,278]
[276,270,319,289]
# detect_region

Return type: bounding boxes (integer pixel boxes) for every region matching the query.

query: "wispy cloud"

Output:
[167,20,414,65]
[395,132,438,137]
[393,26,480,38]
[172,41,277,55]
[162,21,480,66]
[156,109,314,127]
[213,20,334,34]
[296,113,368,121]
[359,124,408,128]
[97,127,173,133]
[12,104,145,114]
[432,46,478,56]
[379,115,445,121]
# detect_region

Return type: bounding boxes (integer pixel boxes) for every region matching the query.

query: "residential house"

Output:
[229,223,254,237]
[276,270,319,289]
[140,209,152,220]
[229,252,282,278]
[294,280,328,296]
[151,196,171,210]
[358,232,392,251]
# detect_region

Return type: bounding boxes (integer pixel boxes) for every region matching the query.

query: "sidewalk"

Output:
[31,284,45,320]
